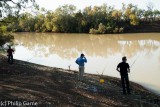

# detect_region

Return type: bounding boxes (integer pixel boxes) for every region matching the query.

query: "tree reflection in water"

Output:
[13,33,160,60]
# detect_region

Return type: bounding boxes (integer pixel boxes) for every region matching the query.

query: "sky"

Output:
[36,0,160,11]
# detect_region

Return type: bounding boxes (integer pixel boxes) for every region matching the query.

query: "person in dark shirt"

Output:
[7,46,14,64]
[116,56,130,94]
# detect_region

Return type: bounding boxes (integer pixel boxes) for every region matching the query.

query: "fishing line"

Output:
[96,63,108,77]
[26,56,34,62]
[96,58,112,78]
[130,52,143,68]
[101,55,114,76]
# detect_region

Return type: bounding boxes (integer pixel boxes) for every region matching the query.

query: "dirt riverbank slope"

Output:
[0,55,159,107]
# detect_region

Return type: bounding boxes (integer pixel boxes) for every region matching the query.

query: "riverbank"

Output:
[10,21,160,34]
[0,54,160,107]
[125,21,160,33]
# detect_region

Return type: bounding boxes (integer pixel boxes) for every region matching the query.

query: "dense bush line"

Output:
[3,3,160,34]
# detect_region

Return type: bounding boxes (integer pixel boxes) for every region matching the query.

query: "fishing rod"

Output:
[96,62,109,78]
[96,65,108,84]
[100,66,107,77]
[130,52,142,68]
[96,55,113,78]
[101,56,114,76]
[96,71,101,75]
[26,56,34,62]
[96,65,106,76]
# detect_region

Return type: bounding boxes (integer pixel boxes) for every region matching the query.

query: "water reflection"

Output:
[14,33,160,59]
[13,33,160,94]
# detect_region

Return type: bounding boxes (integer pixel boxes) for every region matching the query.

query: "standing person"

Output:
[116,56,130,94]
[75,54,87,81]
[7,46,14,64]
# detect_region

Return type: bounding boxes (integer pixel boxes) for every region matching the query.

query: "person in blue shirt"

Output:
[75,53,87,81]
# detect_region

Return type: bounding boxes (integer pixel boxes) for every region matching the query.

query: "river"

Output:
[12,33,160,95]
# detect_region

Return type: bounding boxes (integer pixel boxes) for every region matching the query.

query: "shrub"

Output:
[98,23,106,34]
[89,28,99,34]
[0,34,14,46]
[119,27,124,33]
[113,27,119,33]
[106,26,113,33]
[0,26,7,33]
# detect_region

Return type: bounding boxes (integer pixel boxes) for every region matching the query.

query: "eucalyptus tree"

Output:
[53,4,77,33]
[0,0,36,46]
[0,0,36,21]
[153,10,160,21]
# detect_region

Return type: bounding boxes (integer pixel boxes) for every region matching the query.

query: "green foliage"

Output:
[89,28,99,34]
[0,26,7,33]
[119,27,124,33]
[89,23,106,34]
[129,14,139,25]
[106,26,113,33]
[0,25,14,46]
[0,33,14,46]
[0,0,36,18]
[2,3,160,34]
[0,0,36,47]
[112,10,122,21]
[98,23,106,34]
[113,27,119,33]
[113,27,124,33]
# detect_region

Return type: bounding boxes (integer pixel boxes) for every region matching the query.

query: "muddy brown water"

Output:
[9,33,160,95]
